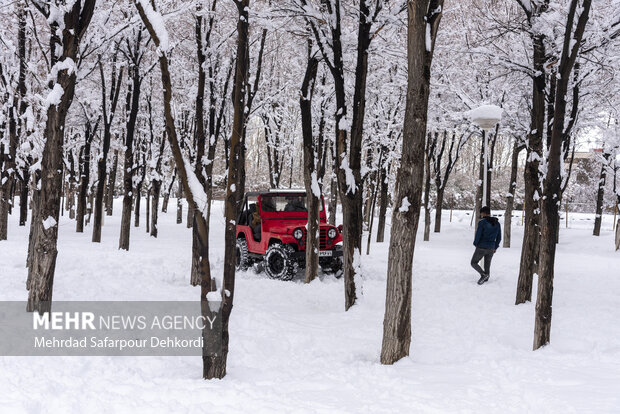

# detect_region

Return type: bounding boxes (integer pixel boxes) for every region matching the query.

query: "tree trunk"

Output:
[433,188,444,233]
[187,202,194,229]
[366,150,382,254]
[376,154,389,243]
[119,63,142,251]
[616,198,620,251]
[105,149,118,216]
[93,115,111,240]
[423,144,431,242]
[134,188,141,227]
[593,154,609,236]
[328,174,337,225]
[134,0,231,380]
[76,130,94,232]
[301,56,320,284]
[145,188,150,233]
[28,1,96,313]
[0,3,26,240]
[503,139,522,248]
[86,188,94,225]
[0,106,16,241]
[362,149,375,229]
[150,180,161,237]
[118,151,133,250]
[534,0,591,350]
[381,0,443,365]
[516,33,546,305]
[93,52,123,243]
[162,171,175,213]
[19,172,29,226]
[176,185,183,224]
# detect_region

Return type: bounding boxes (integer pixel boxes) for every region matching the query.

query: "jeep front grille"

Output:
[301,227,329,249]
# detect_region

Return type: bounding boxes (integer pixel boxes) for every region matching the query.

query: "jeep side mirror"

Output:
[338,225,343,233]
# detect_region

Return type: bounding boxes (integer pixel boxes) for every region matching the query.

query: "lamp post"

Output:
[468,105,502,208]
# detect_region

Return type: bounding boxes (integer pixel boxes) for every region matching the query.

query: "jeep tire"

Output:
[236,238,251,271]
[264,244,298,281]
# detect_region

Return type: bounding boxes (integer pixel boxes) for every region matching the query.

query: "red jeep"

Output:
[235,189,343,280]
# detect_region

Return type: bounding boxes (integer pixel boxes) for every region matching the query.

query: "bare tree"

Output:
[503,137,524,247]
[381,0,443,365]
[299,0,386,310]
[76,107,100,233]
[593,149,611,236]
[0,2,26,240]
[105,149,119,216]
[93,48,124,243]
[423,134,432,241]
[534,0,591,350]
[119,28,146,250]
[515,0,548,305]
[27,0,96,313]
[134,0,248,379]
[300,55,320,283]
[429,130,469,233]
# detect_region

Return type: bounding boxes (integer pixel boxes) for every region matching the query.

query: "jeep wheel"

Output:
[236,238,251,271]
[264,244,298,281]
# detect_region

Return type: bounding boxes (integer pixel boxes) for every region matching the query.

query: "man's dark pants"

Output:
[471,247,494,277]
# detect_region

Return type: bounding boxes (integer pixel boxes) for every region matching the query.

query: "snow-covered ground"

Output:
[1,200,619,413]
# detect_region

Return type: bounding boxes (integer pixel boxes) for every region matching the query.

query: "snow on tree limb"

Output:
[135,0,169,53]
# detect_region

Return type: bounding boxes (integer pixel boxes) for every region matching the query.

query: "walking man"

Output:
[471,206,501,285]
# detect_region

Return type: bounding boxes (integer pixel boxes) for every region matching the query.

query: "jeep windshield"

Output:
[260,194,323,214]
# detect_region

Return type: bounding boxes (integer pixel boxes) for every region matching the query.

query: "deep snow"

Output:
[1,199,619,413]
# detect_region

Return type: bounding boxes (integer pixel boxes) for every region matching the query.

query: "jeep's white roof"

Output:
[267,188,306,193]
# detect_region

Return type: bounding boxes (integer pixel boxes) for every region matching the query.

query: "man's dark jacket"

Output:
[474,216,502,250]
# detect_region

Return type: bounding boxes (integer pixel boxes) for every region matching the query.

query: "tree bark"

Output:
[503,139,523,248]
[176,185,183,224]
[134,151,147,229]
[381,0,443,365]
[303,0,380,310]
[162,170,175,213]
[423,139,431,242]
[134,0,235,380]
[593,153,610,236]
[19,170,30,226]
[93,50,123,243]
[328,172,337,225]
[433,188,444,233]
[134,188,141,227]
[0,3,25,240]
[187,202,194,229]
[27,0,96,313]
[376,155,389,243]
[150,180,161,237]
[145,188,150,233]
[516,31,546,305]
[105,149,118,216]
[301,56,320,283]
[119,43,143,250]
[76,123,96,233]
[534,0,591,350]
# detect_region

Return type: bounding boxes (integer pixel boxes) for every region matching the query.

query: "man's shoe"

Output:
[477,273,490,285]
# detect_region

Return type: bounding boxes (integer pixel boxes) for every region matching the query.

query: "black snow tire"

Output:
[264,244,298,281]
[236,238,251,271]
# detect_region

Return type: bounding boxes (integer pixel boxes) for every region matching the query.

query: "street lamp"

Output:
[468,105,502,208]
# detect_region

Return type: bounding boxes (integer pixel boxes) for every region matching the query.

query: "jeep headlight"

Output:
[328,228,337,239]
[293,228,304,240]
